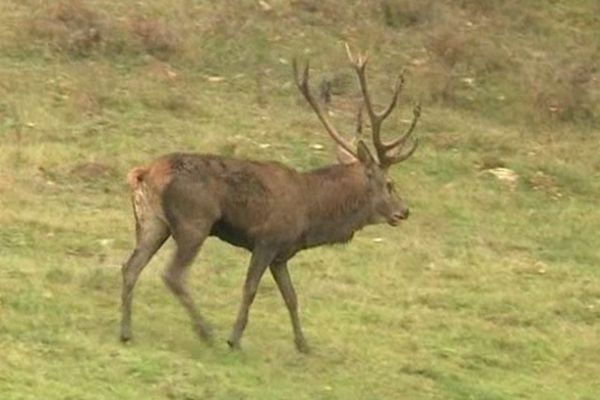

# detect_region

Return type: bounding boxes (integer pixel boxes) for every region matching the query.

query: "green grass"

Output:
[1,1,599,399]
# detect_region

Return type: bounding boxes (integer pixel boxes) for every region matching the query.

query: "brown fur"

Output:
[127,157,174,226]
[127,156,173,190]
[120,148,410,353]
[120,51,420,352]
[126,166,147,189]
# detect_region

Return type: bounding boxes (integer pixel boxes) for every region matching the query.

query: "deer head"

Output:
[292,44,421,226]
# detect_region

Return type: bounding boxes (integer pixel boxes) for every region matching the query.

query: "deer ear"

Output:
[336,146,357,164]
[356,140,376,167]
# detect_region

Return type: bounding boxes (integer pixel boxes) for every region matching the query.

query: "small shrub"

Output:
[426,24,469,70]
[478,155,507,170]
[127,15,181,60]
[466,37,512,75]
[419,63,458,105]
[379,0,434,28]
[290,0,348,23]
[290,0,320,14]
[27,0,108,56]
[417,8,473,105]
[523,170,562,199]
[72,91,102,115]
[528,58,598,124]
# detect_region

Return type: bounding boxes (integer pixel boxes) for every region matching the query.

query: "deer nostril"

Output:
[395,209,409,220]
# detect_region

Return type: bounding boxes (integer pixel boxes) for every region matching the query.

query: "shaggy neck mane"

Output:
[300,163,373,247]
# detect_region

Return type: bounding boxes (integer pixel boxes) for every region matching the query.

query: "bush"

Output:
[127,15,181,60]
[528,57,598,124]
[26,1,182,60]
[379,0,435,28]
[27,0,110,56]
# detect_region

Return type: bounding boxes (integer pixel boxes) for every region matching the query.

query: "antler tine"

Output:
[345,43,374,119]
[382,102,421,151]
[380,72,405,121]
[345,43,420,167]
[384,137,419,167]
[346,43,386,159]
[355,101,364,139]
[292,57,358,159]
[346,42,407,166]
[345,42,368,69]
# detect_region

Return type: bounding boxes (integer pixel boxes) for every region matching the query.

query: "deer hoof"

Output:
[196,324,214,343]
[226,338,241,351]
[120,333,132,343]
[295,338,310,354]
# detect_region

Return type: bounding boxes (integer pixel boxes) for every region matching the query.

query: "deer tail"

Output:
[126,166,149,189]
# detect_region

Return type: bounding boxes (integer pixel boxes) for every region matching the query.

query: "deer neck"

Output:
[301,163,375,247]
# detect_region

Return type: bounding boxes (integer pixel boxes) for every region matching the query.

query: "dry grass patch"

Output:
[126,15,182,60]
[27,0,112,56]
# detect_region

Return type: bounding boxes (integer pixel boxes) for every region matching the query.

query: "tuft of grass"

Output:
[528,55,598,125]
[126,15,181,60]
[379,0,435,28]
[26,0,115,57]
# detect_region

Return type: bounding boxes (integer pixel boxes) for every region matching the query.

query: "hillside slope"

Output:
[0,1,599,399]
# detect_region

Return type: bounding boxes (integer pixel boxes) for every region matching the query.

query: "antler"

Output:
[345,43,420,168]
[292,58,358,160]
[355,101,364,138]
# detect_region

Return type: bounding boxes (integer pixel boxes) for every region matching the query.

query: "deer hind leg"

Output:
[121,216,170,342]
[270,262,309,353]
[162,222,213,342]
[227,246,276,350]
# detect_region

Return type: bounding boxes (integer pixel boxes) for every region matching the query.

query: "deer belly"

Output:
[210,219,254,250]
[302,230,355,249]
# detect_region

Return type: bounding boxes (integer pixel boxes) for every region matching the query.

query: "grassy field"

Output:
[1,1,599,399]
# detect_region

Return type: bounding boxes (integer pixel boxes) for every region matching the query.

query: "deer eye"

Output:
[386,181,394,192]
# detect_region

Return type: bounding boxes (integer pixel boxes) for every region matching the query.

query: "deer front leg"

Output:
[227,247,276,350]
[270,262,309,353]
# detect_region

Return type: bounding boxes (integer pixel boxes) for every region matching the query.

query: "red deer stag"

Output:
[120,45,421,353]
